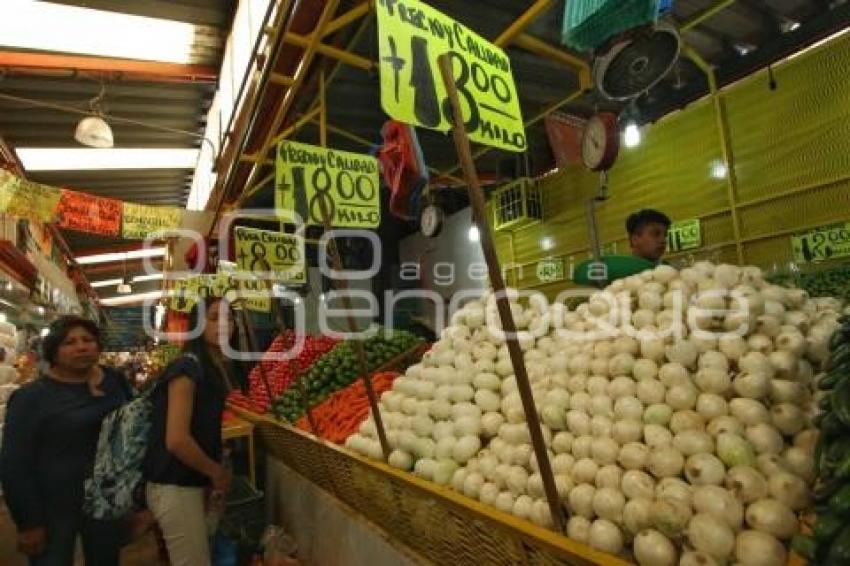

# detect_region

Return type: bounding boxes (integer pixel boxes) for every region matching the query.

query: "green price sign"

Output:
[792,222,850,263]
[667,219,702,252]
[537,258,565,283]
[376,0,526,152]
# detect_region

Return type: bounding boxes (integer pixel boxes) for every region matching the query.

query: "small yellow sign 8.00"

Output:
[233,226,306,284]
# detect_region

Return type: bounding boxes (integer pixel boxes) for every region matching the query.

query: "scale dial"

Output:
[582,112,620,172]
[420,205,444,238]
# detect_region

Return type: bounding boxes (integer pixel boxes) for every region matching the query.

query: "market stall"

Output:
[186,0,850,563]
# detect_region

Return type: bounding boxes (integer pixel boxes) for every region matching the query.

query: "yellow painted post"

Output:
[685,46,745,264]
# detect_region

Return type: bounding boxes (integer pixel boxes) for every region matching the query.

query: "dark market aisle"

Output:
[0,501,160,565]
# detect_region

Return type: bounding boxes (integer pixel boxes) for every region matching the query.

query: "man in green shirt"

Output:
[627,209,671,263]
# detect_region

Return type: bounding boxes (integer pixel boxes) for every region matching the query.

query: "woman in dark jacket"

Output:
[0,316,132,565]
[145,298,236,565]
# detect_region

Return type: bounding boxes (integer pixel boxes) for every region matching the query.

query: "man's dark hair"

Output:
[626,209,672,236]
[42,315,102,365]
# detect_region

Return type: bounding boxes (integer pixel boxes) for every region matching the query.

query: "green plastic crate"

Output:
[562,0,661,52]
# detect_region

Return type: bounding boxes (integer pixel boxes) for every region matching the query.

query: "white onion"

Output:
[593,486,625,522]
[692,485,743,530]
[588,519,624,554]
[755,453,786,478]
[648,447,685,479]
[591,438,620,466]
[770,403,804,436]
[694,368,731,395]
[657,478,693,508]
[590,415,614,438]
[552,432,574,454]
[619,442,650,471]
[595,464,623,490]
[685,453,726,486]
[666,384,698,411]
[673,430,714,456]
[623,498,654,535]
[782,446,814,482]
[568,483,596,519]
[745,424,784,455]
[572,435,593,459]
[658,363,690,387]
[388,450,413,470]
[622,469,655,500]
[768,472,809,511]
[644,424,674,449]
[633,529,678,566]
[732,372,771,399]
[696,393,728,420]
[613,419,644,445]
[651,497,692,537]
[494,491,515,513]
[734,530,786,566]
[552,453,575,475]
[725,466,768,503]
[669,410,705,434]
[567,516,592,543]
[637,379,667,405]
[643,403,673,426]
[729,398,770,427]
[572,458,600,484]
[614,396,645,421]
[666,340,699,368]
[566,410,591,436]
[687,513,735,561]
[744,498,798,539]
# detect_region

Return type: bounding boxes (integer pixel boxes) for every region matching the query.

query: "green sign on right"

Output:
[792,222,850,263]
[667,219,702,253]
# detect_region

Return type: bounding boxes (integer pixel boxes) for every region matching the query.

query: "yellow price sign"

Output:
[791,222,850,263]
[234,226,306,284]
[122,202,184,240]
[167,274,272,314]
[275,140,380,228]
[376,0,526,153]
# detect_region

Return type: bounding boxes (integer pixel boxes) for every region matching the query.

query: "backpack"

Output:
[83,353,200,520]
[82,386,154,520]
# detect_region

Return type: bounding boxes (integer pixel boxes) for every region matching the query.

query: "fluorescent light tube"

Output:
[77,247,166,266]
[1,1,196,64]
[16,148,199,171]
[100,290,163,306]
[90,273,164,288]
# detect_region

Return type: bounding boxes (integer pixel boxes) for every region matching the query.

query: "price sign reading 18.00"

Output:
[234,226,306,284]
[275,140,380,228]
[376,0,526,153]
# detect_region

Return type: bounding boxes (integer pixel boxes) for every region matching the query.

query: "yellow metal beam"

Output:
[513,33,591,89]
[270,106,322,149]
[321,2,371,38]
[685,45,744,264]
[681,0,737,32]
[269,73,295,86]
[493,0,556,47]
[284,32,373,70]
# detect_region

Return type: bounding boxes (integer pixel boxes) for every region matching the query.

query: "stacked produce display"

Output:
[344,262,842,564]
[295,371,400,443]
[792,314,850,565]
[769,262,850,304]
[271,329,423,423]
[229,331,339,413]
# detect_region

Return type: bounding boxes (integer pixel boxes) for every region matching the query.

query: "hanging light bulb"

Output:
[468,225,480,242]
[75,84,114,148]
[623,122,641,148]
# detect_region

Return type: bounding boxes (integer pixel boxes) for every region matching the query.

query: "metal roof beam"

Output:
[682,0,738,32]
[0,51,218,83]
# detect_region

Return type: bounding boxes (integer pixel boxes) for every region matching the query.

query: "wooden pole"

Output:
[437,54,567,533]
[314,74,391,459]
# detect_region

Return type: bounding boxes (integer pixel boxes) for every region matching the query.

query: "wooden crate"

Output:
[243,411,628,566]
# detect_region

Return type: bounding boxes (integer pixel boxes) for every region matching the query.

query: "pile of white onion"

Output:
[345,262,842,565]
